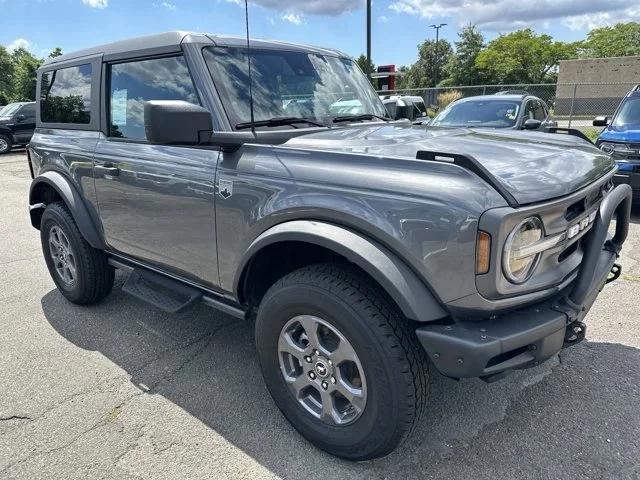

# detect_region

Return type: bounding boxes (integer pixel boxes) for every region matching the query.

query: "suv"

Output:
[28,32,631,460]
[594,85,640,200]
[430,93,556,130]
[0,101,36,154]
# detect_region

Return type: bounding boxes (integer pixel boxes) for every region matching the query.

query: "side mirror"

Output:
[593,116,610,127]
[523,118,542,130]
[144,100,213,145]
[16,114,26,122]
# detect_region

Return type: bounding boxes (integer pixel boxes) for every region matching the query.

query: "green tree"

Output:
[475,28,578,84]
[48,47,63,58]
[355,54,375,76]
[583,22,640,57]
[0,46,14,104]
[397,38,453,89]
[443,25,485,86]
[10,48,42,101]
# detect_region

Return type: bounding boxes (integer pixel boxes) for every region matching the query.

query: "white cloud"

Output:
[81,0,108,8]
[225,0,361,16]
[6,38,31,52]
[388,0,640,31]
[282,12,303,25]
[160,1,176,10]
[378,15,389,23]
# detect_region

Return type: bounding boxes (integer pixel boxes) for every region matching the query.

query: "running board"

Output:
[122,268,203,313]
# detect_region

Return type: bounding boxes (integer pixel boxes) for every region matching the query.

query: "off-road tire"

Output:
[255,263,429,460]
[0,134,11,154]
[40,202,114,304]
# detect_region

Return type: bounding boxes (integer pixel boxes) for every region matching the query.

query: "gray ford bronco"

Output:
[28,32,632,460]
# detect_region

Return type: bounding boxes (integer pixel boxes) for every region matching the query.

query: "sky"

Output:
[0,0,638,66]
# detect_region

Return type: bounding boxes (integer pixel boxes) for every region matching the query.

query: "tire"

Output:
[0,134,11,154]
[255,263,429,460]
[40,202,115,304]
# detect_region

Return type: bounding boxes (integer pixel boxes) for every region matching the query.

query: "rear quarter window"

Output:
[40,64,92,124]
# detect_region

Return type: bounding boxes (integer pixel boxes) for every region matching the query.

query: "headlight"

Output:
[599,142,632,156]
[503,217,544,284]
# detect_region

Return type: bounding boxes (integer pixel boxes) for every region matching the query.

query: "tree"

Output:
[0,46,14,104]
[396,38,453,89]
[48,47,63,58]
[475,29,578,84]
[443,25,484,86]
[10,48,42,102]
[583,22,640,58]
[355,54,375,76]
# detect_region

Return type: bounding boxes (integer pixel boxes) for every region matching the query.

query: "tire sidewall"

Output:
[0,135,11,154]
[256,281,405,458]
[40,206,88,302]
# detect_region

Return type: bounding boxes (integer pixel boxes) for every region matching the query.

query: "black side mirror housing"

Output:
[16,114,26,122]
[144,100,213,145]
[523,118,542,130]
[593,116,610,127]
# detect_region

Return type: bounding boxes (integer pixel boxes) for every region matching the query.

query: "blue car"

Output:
[594,85,640,200]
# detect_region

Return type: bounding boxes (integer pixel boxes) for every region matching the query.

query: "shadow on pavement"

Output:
[41,274,640,479]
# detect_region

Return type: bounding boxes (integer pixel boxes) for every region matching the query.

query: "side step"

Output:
[122,268,203,313]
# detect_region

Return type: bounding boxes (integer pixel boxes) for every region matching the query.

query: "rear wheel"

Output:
[255,263,429,460]
[40,202,115,304]
[0,134,11,154]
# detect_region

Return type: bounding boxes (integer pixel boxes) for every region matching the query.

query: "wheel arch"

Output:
[29,171,106,249]
[235,220,447,323]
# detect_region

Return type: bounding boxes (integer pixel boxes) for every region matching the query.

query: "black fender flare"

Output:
[29,171,106,249]
[234,220,447,323]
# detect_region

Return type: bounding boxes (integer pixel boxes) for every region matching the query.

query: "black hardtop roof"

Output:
[42,31,348,67]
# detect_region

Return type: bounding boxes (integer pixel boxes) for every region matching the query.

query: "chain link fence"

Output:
[377,82,638,139]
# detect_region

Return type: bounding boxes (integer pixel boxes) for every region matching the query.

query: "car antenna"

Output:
[244,0,256,134]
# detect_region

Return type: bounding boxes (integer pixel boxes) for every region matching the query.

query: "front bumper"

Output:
[416,183,632,380]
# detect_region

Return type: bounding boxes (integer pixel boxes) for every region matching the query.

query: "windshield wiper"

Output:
[332,114,392,124]
[235,117,325,130]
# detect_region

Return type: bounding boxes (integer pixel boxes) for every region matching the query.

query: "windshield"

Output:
[203,47,387,129]
[431,100,521,128]
[0,103,22,117]
[612,97,640,127]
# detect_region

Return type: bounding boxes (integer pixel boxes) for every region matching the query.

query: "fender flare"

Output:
[235,220,447,323]
[29,171,106,249]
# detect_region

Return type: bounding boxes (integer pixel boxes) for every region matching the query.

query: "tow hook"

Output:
[606,263,622,284]
[564,320,587,348]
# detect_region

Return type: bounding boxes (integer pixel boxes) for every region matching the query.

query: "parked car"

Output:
[430,93,556,131]
[594,85,640,200]
[28,32,631,461]
[380,94,429,122]
[0,101,36,154]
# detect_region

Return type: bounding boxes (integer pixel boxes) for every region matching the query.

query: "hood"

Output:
[598,124,640,143]
[284,124,615,205]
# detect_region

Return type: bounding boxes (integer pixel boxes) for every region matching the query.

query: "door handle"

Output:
[95,163,120,177]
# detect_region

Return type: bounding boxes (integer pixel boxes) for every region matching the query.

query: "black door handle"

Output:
[95,163,120,177]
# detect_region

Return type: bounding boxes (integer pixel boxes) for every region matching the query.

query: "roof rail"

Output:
[544,127,594,145]
[494,89,529,95]
[415,150,518,207]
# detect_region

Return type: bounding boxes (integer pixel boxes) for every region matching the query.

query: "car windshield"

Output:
[612,97,640,127]
[0,103,23,117]
[203,46,387,129]
[431,100,521,128]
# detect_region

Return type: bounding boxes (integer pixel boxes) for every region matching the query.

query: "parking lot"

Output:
[1,149,639,480]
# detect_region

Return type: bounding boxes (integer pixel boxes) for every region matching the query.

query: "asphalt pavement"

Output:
[1,150,639,480]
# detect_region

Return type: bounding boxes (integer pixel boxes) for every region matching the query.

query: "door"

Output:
[93,55,220,287]
[13,103,36,143]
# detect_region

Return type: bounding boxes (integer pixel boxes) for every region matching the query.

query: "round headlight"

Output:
[503,216,544,284]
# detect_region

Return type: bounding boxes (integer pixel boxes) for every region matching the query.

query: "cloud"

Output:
[225,0,361,16]
[81,0,108,8]
[388,0,640,31]
[282,12,303,25]
[378,15,389,23]
[6,38,31,52]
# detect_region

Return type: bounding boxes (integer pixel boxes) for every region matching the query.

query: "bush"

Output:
[436,90,463,109]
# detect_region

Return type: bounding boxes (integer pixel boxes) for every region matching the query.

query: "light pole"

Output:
[366,0,372,77]
[429,23,447,86]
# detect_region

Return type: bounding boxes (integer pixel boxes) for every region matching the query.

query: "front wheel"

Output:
[255,263,429,460]
[0,134,12,154]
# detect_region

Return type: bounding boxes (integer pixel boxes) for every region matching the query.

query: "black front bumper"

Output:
[416,183,633,380]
